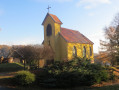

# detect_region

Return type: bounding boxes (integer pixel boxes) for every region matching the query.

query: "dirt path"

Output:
[0,72,16,79]
[0,72,16,89]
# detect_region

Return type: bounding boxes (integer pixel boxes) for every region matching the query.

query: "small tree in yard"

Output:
[0,45,12,58]
[33,45,54,68]
[0,45,18,63]
[12,45,54,69]
[12,45,34,69]
[100,13,119,66]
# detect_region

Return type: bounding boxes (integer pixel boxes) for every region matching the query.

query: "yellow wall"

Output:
[59,35,67,61]
[54,23,61,60]
[43,15,55,51]
[43,15,61,61]
[67,43,94,62]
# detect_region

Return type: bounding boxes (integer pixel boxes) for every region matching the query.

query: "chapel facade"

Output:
[42,13,94,62]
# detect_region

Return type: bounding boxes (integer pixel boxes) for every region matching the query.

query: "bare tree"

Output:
[33,45,54,68]
[12,45,54,69]
[100,13,119,65]
[0,45,11,58]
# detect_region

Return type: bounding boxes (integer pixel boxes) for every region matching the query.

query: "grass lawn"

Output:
[0,63,26,89]
[0,63,24,72]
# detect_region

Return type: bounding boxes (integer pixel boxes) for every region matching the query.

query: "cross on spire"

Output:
[47,5,51,13]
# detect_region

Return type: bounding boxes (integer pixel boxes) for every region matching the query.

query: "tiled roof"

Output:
[49,14,62,24]
[60,27,94,44]
[42,13,62,25]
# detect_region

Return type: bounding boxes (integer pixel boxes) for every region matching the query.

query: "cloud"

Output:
[77,0,111,9]
[33,0,72,3]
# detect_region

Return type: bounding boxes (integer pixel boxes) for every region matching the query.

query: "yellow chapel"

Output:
[42,13,94,62]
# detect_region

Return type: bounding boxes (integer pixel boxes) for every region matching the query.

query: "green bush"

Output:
[35,57,114,88]
[14,70,35,86]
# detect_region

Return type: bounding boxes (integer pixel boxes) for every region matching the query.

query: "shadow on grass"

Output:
[0,78,13,86]
[1,77,119,90]
[15,84,119,90]
[0,63,25,73]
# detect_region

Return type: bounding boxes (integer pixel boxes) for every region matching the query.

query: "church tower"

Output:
[42,13,63,60]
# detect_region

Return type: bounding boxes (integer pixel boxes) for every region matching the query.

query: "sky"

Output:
[0,0,119,53]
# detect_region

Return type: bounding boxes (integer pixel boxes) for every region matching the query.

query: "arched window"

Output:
[83,46,86,57]
[46,24,52,36]
[73,46,77,56]
[90,47,92,56]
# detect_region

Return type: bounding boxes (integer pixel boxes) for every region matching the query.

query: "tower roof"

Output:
[42,13,62,25]
[60,27,94,44]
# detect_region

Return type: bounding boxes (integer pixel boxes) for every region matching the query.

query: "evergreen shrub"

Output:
[14,70,35,86]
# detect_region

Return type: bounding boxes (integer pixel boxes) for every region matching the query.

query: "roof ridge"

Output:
[61,27,80,33]
[42,13,62,25]
[60,27,94,44]
[49,13,62,24]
